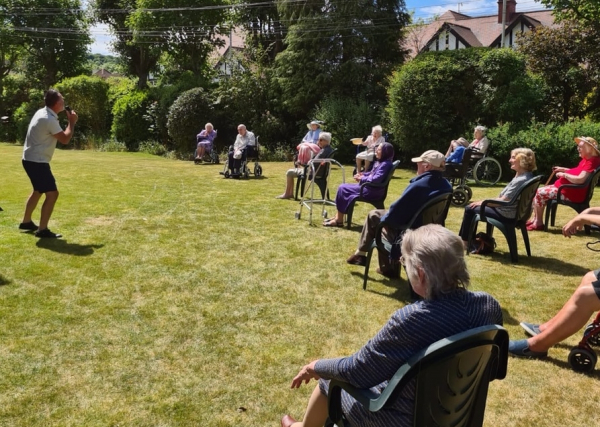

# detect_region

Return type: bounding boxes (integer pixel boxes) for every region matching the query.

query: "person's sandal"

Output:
[323,219,343,227]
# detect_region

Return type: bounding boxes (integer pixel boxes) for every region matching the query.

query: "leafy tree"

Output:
[111,90,153,149]
[92,0,161,89]
[87,53,124,74]
[9,0,90,88]
[233,0,285,62]
[516,21,600,121]
[273,0,410,117]
[540,0,600,25]
[128,0,227,76]
[0,5,24,114]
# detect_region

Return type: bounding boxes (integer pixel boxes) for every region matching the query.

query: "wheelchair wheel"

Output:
[210,151,220,164]
[473,157,502,186]
[584,324,600,347]
[224,171,230,178]
[568,347,597,373]
[254,164,263,177]
[451,188,469,207]
[463,185,473,200]
[243,168,250,179]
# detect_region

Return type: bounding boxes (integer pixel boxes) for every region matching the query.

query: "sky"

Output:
[88,0,549,56]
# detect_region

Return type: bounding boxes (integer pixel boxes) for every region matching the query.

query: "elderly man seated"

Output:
[346,150,452,277]
[227,124,255,176]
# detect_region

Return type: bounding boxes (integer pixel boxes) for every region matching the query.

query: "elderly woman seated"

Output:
[469,125,489,154]
[323,142,395,227]
[280,224,503,427]
[527,136,600,231]
[355,125,386,173]
[195,122,216,161]
[457,148,536,246]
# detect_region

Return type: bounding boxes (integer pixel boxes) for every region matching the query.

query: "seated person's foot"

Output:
[323,218,343,227]
[276,194,293,199]
[376,266,398,278]
[526,223,544,231]
[346,254,367,266]
[35,228,62,238]
[520,322,541,336]
[281,415,296,427]
[19,221,38,231]
[508,339,547,358]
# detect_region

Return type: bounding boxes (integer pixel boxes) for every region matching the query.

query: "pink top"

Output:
[554,156,600,202]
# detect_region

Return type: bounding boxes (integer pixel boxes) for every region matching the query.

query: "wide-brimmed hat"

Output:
[411,150,445,167]
[453,137,469,147]
[574,136,600,155]
[307,120,321,129]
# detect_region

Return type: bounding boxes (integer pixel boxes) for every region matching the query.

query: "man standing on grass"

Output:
[19,89,78,238]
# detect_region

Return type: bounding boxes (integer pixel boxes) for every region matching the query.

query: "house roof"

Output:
[210,28,246,66]
[406,8,556,57]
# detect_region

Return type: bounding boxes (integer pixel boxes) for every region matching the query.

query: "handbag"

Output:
[470,232,496,255]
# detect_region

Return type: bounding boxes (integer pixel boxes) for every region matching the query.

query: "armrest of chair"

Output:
[478,198,512,222]
[358,180,386,197]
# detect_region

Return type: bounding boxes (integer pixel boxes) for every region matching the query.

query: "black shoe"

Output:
[35,228,62,238]
[19,221,39,231]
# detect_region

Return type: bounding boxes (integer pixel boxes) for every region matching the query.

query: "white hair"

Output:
[402,224,469,299]
[474,125,487,134]
[372,125,383,135]
[319,132,332,143]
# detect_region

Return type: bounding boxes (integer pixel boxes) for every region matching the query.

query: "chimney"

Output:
[497,0,517,24]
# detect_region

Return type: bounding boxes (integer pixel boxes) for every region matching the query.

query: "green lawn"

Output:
[1,143,600,426]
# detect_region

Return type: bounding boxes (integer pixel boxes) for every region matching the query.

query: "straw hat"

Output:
[574,136,600,155]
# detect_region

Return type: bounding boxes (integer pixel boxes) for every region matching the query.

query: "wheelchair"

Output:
[220,137,263,179]
[467,147,502,186]
[193,130,220,165]
[568,311,600,373]
[444,148,475,207]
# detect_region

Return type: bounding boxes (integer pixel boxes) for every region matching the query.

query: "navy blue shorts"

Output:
[22,160,57,193]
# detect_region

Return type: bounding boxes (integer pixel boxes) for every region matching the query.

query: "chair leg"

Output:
[503,227,518,263]
[363,245,375,290]
[550,203,557,227]
[346,203,355,229]
[521,226,531,257]
[544,202,552,231]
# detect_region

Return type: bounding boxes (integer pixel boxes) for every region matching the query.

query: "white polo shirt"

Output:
[22,107,63,163]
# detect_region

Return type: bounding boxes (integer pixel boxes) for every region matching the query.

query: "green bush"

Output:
[487,119,600,177]
[312,96,383,163]
[167,87,214,154]
[13,90,44,143]
[387,48,544,158]
[56,75,110,140]
[138,140,167,156]
[111,90,152,150]
[96,139,127,152]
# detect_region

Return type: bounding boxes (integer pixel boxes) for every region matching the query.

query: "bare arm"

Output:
[52,110,78,145]
[557,170,590,185]
[563,208,600,237]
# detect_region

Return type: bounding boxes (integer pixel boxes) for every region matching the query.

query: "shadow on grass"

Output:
[35,239,104,256]
[350,271,415,304]
[0,273,11,286]
[474,252,589,276]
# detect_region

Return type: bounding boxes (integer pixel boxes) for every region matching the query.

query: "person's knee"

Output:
[45,190,59,201]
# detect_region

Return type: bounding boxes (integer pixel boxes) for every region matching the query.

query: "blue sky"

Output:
[89,0,549,55]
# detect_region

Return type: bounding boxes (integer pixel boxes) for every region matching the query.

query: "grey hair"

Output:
[474,125,487,134]
[319,132,332,143]
[512,147,537,172]
[372,125,383,135]
[237,124,246,131]
[401,224,469,299]
[205,123,213,129]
